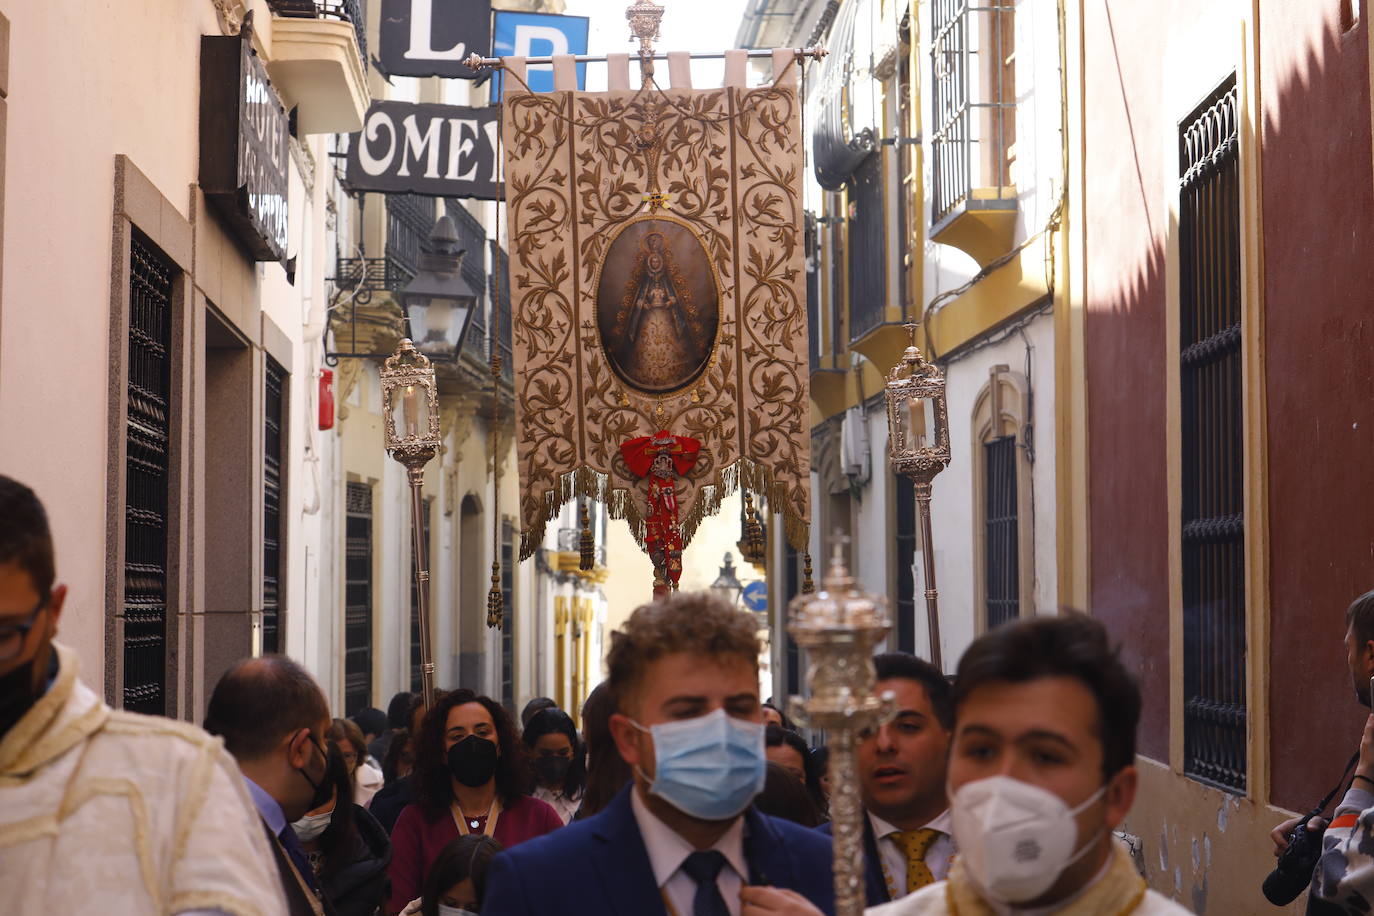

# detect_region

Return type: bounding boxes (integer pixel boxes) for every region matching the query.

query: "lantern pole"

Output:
[380,338,442,708]
[915,480,941,671]
[407,465,435,707]
[885,323,952,671]
[788,538,893,916]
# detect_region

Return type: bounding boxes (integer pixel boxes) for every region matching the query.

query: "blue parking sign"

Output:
[491,11,590,98]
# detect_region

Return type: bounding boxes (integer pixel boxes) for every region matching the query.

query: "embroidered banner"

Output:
[503,53,811,559]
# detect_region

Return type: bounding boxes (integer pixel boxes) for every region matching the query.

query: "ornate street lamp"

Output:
[885,323,952,670]
[788,540,893,916]
[380,338,442,707]
[398,215,479,363]
[711,552,744,607]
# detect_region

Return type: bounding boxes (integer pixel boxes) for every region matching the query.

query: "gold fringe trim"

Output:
[519,458,810,560]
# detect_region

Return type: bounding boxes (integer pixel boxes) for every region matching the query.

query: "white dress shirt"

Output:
[868,809,955,898]
[631,787,749,916]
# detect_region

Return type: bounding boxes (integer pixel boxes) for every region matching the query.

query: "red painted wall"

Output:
[1082,0,1177,762]
[1083,0,1374,807]
[1259,0,1374,812]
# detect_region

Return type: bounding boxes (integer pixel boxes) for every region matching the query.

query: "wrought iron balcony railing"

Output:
[267,0,367,74]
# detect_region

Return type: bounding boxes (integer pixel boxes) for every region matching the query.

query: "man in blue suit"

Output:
[484,591,836,916]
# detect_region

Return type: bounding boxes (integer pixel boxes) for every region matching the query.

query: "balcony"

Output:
[265,0,370,134]
[929,0,1019,267]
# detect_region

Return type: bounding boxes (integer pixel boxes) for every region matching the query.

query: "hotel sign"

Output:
[200,24,290,264]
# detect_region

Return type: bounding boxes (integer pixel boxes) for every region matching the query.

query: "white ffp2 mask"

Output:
[950,775,1106,904]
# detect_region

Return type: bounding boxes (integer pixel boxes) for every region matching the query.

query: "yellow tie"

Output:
[892,828,941,893]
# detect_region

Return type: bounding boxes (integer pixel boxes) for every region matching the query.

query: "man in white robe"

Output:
[0,474,286,915]
[741,616,1192,916]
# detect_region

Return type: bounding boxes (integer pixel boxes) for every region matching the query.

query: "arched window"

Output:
[971,365,1032,631]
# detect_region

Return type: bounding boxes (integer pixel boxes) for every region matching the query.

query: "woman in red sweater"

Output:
[386,689,562,914]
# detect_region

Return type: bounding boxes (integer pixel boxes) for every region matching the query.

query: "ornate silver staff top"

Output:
[789,541,893,916]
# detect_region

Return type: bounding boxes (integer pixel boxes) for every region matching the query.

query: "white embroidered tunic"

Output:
[0,643,288,915]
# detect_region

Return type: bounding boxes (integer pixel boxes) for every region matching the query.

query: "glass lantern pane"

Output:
[907,395,937,449]
[401,383,430,438]
[413,299,457,356]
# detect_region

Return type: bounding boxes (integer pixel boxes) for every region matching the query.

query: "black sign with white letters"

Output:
[345,101,501,200]
[200,24,290,264]
[380,0,492,79]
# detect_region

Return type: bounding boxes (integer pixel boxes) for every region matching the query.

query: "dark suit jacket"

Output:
[817,816,889,906]
[484,784,837,915]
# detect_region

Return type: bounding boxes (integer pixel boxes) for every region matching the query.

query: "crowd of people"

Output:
[6,471,1374,915]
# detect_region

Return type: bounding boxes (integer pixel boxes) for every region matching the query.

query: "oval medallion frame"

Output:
[592,215,722,397]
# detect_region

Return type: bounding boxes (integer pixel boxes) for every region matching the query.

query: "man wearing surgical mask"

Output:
[205,655,338,916]
[483,591,837,915]
[753,615,1193,916]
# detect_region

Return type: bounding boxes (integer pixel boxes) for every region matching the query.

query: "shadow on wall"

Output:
[1085,0,1374,913]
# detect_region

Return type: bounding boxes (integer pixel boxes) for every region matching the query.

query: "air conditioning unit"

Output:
[841,405,871,484]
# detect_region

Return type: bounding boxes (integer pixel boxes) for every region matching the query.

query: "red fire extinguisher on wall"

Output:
[319,368,335,431]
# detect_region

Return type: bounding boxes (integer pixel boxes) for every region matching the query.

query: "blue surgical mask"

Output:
[631,707,766,821]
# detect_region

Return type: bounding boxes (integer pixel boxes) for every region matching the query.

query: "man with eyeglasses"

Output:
[0,475,286,914]
[205,655,339,916]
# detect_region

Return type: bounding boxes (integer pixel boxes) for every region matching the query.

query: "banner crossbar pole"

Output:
[463,46,828,70]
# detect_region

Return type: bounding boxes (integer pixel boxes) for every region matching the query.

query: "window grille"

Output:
[386,193,436,285]
[847,153,886,343]
[894,474,917,653]
[262,358,285,655]
[983,435,1019,629]
[930,0,1016,227]
[410,498,432,693]
[805,214,820,374]
[123,231,174,715]
[501,520,516,711]
[489,243,513,382]
[448,204,488,362]
[829,199,844,356]
[1179,77,1246,793]
[784,545,801,696]
[344,482,373,716]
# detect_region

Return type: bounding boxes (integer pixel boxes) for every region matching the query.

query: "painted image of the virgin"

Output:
[596,220,719,394]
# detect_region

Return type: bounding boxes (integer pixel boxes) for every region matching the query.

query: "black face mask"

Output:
[298,735,335,811]
[533,755,572,787]
[0,646,56,741]
[448,734,499,788]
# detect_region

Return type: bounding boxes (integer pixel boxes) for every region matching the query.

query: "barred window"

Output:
[262,358,286,655]
[501,520,516,710]
[1179,77,1246,793]
[123,230,175,715]
[385,192,435,285]
[983,435,1019,629]
[930,0,1016,227]
[345,482,374,716]
[894,474,917,654]
[847,152,886,342]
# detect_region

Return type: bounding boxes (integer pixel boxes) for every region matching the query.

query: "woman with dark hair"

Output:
[399,835,502,915]
[291,737,392,916]
[761,700,797,733]
[386,689,562,914]
[522,708,585,824]
[765,724,829,822]
[329,716,384,807]
[573,681,633,820]
[752,761,823,828]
